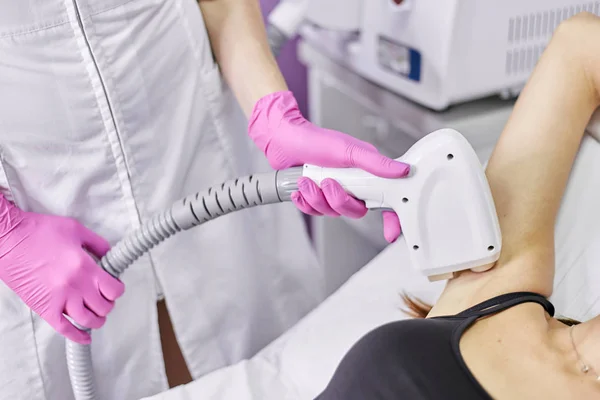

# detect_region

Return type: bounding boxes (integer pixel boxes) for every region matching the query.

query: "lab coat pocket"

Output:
[0,144,40,213]
[175,0,220,74]
[0,147,20,205]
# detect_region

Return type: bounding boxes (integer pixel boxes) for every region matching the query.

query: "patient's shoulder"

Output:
[428,254,553,318]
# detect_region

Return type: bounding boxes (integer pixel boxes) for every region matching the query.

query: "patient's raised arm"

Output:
[469,13,600,298]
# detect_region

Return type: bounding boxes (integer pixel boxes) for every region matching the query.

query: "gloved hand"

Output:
[0,195,125,344]
[248,91,410,243]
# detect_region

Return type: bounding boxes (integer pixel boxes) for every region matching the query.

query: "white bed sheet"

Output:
[145,240,443,400]
[143,135,600,400]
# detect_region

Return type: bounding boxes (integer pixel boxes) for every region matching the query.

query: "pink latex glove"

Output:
[0,195,125,344]
[248,91,410,243]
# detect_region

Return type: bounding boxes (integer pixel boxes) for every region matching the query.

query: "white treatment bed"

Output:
[144,133,600,400]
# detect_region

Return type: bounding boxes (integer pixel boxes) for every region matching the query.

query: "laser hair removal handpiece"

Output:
[302,128,502,281]
[67,128,501,400]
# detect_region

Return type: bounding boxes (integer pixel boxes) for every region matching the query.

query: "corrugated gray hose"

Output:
[67,168,302,400]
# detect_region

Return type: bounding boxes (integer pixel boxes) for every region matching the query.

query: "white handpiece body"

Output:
[302,128,502,281]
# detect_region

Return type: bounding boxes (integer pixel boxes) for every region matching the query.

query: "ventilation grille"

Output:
[506,3,600,75]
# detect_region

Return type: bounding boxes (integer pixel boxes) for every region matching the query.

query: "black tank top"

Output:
[314,292,555,400]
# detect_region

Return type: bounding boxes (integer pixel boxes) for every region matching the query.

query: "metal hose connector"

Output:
[267,23,290,58]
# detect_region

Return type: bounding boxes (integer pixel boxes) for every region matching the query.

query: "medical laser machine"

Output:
[269,0,597,110]
[67,129,501,400]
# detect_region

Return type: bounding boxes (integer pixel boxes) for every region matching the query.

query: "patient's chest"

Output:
[459,308,583,400]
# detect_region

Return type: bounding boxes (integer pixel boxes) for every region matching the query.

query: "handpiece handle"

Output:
[301,129,502,281]
[301,164,394,210]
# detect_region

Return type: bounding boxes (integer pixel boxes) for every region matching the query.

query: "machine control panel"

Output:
[377,36,421,82]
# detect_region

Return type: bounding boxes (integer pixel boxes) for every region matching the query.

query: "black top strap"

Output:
[455,292,555,319]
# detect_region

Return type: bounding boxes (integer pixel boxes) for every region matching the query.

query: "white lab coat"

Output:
[0,1,325,399]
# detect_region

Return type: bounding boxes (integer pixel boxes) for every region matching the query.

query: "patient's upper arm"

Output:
[433,17,600,311]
